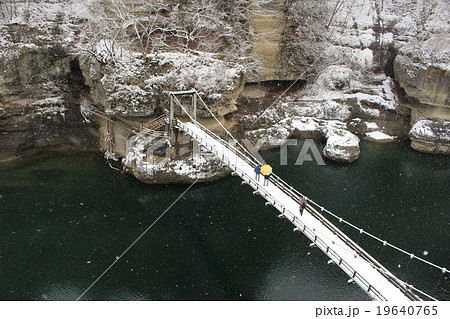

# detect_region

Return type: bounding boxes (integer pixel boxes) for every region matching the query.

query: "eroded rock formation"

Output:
[1,0,449,181]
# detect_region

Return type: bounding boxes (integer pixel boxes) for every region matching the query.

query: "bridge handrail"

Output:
[306,204,420,300]
[148,112,169,125]
[180,119,314,205]
[228,156,388,301]
[178,119,420,301]
[87,106,169,138]
[197,123,418,299]
[138,127,168,138]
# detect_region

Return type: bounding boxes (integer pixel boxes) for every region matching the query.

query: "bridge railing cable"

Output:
[85,105,168,139]
[171,91,447,300]
[177,93,449,273]
[181,120,394,300]
[177,117,419,299]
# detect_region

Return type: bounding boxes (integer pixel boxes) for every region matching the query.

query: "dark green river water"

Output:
[0,140,449,301]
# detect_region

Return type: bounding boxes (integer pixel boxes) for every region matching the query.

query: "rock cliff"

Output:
[1,0,449,179]
[240,0,450,158]
[0,1,99,161]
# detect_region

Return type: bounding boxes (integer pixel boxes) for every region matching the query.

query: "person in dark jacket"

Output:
[299,197,307,215]
[254,164,261,182]
[263,173,271,186]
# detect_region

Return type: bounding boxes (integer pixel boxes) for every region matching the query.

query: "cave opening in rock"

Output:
[67,58,90,100]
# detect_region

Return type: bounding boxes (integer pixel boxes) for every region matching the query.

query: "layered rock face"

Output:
[394,36,449,112]
[1,0,449,177]
[238,0,411,162]
[0,4,99,162]
[249,0,293,81]
[409,118,450,155]
[381,0,450,154]
[239,0,449,160]
[393,34,450,154]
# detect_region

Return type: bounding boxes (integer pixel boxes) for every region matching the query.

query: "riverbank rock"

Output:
[323,131,360,163]
[409,118,450,155]
[393,35,450,155]
[393,35,450,115]
[366,131,395,143]
[243,116,361,163]
[0,1,99,161]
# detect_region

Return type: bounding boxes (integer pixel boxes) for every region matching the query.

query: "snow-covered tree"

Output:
[78,0,255,59]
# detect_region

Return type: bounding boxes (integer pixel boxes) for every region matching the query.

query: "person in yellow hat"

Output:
[261,164,272,186]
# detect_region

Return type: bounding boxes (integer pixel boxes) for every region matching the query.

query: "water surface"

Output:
[0,141,448,300]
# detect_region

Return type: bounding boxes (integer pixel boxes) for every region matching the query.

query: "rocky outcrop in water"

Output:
[123,134,231,184]
[409,118,450,155]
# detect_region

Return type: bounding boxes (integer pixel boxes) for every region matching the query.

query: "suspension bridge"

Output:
[85,90,447,301]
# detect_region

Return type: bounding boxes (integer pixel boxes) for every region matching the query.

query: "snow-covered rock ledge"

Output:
[124,153,230,184]
[80,47,245,118]
[245,116,361,163]
[409,118,450,155]
[323,130,360,163]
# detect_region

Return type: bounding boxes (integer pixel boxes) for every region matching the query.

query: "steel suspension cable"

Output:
[194,91,264,165]
[180,90,450,282]
[76,178,198,301]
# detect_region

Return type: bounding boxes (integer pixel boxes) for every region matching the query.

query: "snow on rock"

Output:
[327,46,374,69]
[329,28,376,49]
[365,122,379,132]
[245,125,291,149]
[316,66,353,91]
[84,49,244,117]
[289,117,325,134]
[409,118,450,155]
[392,16,418,38]
[366,131,395,142]
[351,92,397,112]
[144,52,243,96]
[32,96,66,119]
[409,118,450,143]
[279,99,353,122]
[131,153,230,184]
[123,132,230,183]
[323,131,360,163]
[122,133,155,169]
[394,34,450,109]
[107,85,152,115]
[245,116,360,163]
[0,0,99,56]
[292,69,399,117]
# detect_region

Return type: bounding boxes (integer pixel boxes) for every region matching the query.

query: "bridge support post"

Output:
[168,94,175,160]
[192,93,197,121]
[166,90,198,160]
